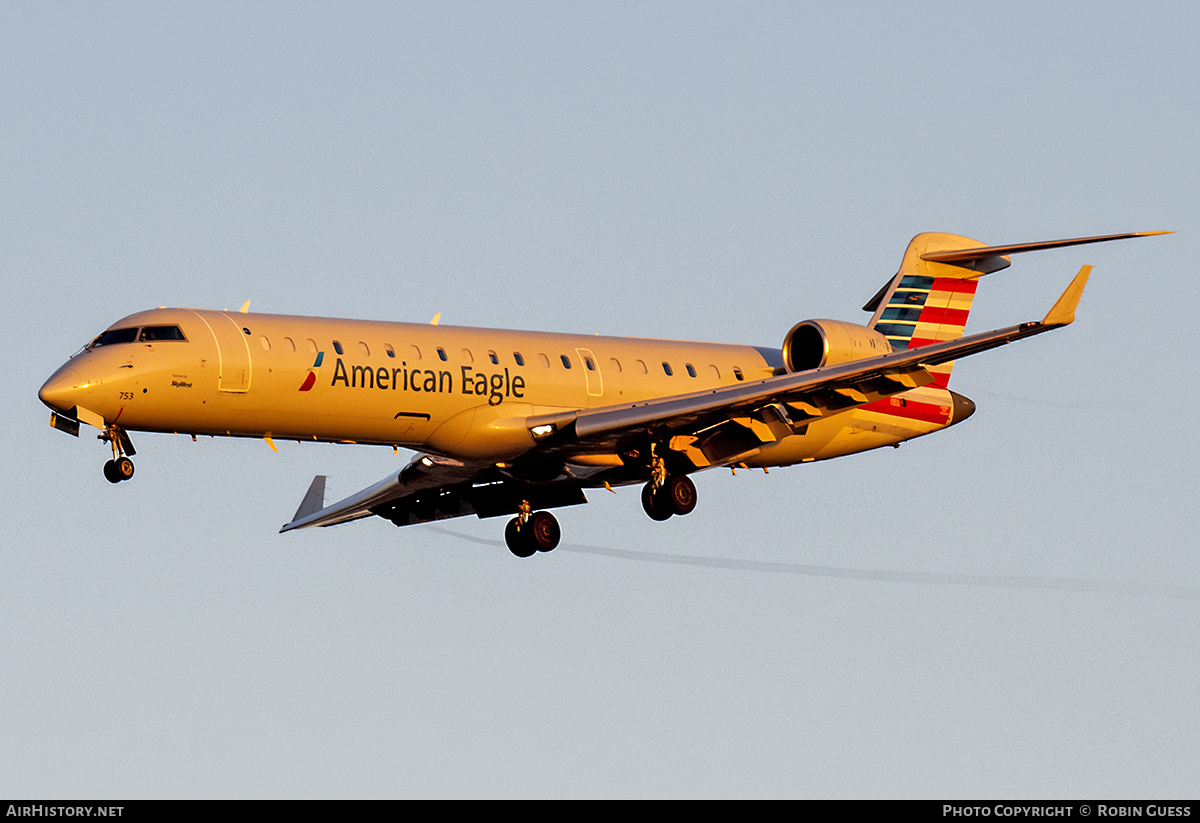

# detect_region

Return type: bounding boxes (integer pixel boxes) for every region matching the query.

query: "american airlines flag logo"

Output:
[298,352,324,391]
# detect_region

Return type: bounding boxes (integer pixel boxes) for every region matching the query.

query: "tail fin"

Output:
[863,230,1170,387]
[865,233,992,388]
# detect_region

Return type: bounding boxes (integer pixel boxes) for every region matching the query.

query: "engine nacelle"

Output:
[781,319,893,372]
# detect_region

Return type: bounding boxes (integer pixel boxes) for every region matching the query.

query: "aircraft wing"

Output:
[280,452,588,532]
[282,265,1090,532]
[526,265,1093,456]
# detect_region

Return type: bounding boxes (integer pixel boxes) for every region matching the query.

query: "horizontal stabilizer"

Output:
[920,231,1171,266]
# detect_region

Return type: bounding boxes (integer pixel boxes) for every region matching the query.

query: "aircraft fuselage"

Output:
[40,307,959,470]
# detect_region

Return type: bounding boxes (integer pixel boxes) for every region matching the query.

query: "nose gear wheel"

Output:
[100,425,136,483]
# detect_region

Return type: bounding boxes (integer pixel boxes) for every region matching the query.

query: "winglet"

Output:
[285,475,327,530]
[1041,265,1092,327]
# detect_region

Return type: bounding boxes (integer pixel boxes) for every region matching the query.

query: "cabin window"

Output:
[560,354,572,369]
[583,355,595,371]
[437,347,448,362]
[709,364,720,379]
[139,325,187,342]
[260,336,271,351]
[609,357,622,373]
[733,367,744,381]
[283,337,296,352]
[359,341,370,356]
[333,340,344,355]
[461,348,473,364]
[636,359,648,374]
[91,328,139,348]
[488,350,499,365]
[306,339,317,353]
[409,345,422,360]
[539,353,550,368]
[385,343,395,358]
[513,352,525,366]
[685,363,696,378]
[662,362,673,376]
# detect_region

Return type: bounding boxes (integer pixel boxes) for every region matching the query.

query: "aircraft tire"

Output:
[666,475,697,515]
[529,511,561,552]
[103,460,122,484]
[505,517,537,558]
[641,483,674,521]
[115,456,135,482]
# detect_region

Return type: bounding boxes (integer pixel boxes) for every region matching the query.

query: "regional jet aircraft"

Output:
[39,231,1165,556]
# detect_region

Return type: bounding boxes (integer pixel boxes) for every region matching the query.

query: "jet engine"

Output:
[781,319,893,372]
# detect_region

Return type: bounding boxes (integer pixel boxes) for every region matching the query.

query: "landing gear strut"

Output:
[505,500,561,558]
[641,446,697,521]
[100,424,135,484]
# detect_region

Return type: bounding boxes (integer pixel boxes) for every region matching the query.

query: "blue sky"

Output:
[3,1,1197,797]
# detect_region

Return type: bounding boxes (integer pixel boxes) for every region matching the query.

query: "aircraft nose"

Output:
[39,365,84,413]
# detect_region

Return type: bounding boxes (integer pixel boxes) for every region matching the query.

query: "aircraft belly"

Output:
[746,399,950,467]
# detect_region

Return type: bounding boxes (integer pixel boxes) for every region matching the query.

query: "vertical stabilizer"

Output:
[866,233,999,387]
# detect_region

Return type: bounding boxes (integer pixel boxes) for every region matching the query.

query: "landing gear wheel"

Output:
[642,483,674,521]
[505,510,562,556]
[505,517,537,558]
[103,457,135,483]
[528,511,561,552]
[666,474,697,515]
[114,456,135,482]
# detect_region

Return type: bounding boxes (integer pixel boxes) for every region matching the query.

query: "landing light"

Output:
[530,424,556,440]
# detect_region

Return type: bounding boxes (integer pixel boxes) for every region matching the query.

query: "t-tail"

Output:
[862,231,1171,388]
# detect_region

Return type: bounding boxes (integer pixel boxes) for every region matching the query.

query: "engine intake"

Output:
[782,319,893,372]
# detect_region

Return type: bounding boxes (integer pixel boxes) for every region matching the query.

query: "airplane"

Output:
[38,231,1167,557]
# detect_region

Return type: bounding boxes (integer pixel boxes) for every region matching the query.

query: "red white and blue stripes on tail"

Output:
[867,233,998,389]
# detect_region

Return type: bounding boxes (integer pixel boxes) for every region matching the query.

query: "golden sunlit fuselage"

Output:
[38,307,960,471]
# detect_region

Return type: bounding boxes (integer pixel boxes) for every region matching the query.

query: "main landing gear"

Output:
[505,500,561,558]
[641,474,697,521]
[100,424,136,484]
[640,446,698,522]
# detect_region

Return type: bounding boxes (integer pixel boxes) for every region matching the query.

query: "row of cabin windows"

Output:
[255,335,747,382]
[87,325,748,383]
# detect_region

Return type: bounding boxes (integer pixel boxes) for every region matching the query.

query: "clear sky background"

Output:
[3,1,1197,799]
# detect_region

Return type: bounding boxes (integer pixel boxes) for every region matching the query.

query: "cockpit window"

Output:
[139,325,186,342]
[90,327,139,348]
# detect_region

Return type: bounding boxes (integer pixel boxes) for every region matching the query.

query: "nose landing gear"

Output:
[103,456,135,483]
[100,425,136,484]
